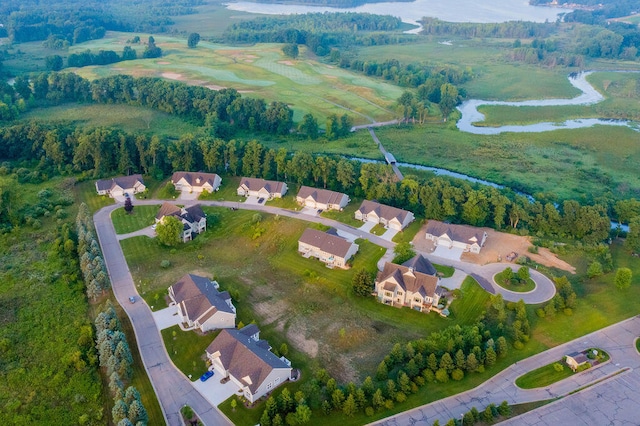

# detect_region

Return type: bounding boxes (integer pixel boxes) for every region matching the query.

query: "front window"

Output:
[266,382,273,390]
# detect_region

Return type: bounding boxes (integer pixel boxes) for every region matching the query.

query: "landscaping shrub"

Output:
[160,260,171,268]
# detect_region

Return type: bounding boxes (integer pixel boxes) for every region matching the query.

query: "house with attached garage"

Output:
[296,186,349,211]
[171,171,222,194]
[95,174,146,198]
[168,274,236,332]
[155,202,207,242]
[355,200,415,231]
[205,324,293,404]
[237,177,287,199]
[425,220,488,254]
[375,254,440,313]
[298,228,358,269]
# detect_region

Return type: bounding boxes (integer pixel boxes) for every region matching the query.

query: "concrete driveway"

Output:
[152,306,182,331]
[116,225,156,240]
[380,228,399,241]
[300,206,319,216]
[178,191,199,201]
[359,221,376,232]
[192,375,241,406]
[432,245,464,261]
[243,195,262,205]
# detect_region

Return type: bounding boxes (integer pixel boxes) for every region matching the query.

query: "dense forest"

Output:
[530,0,639,22]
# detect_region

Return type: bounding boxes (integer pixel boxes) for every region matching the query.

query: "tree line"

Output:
[76,203,111,300]
[419,18,556,39]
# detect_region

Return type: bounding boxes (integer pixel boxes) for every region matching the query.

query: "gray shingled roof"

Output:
[297,186,347,206]
[298,228,355,258]
[377,261,438,298]
[170,274,234,321]
[357,200,411,223]
[206,327,290,394]
[402,254,437,276]
[239,177,286,194]
[171,171,220,187]
[96,174,144,191]
[425,220,485,244]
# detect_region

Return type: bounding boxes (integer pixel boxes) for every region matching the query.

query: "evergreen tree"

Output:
[342,393,357,417]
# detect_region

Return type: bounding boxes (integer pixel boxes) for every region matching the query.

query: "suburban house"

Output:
[205,325,293,403]
[171,171,222,194]
[298,228,358,269]
[168,274,236,332]
[565,351,589,372]
[237,177,287,199]
[155,202,207,242]
[354,200,415,231]
[95,174,146,198]
[296,186,349,211]
[425,220,488,254]
[374,254,440,313]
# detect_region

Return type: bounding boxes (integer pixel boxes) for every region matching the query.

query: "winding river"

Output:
[457,71,637,134]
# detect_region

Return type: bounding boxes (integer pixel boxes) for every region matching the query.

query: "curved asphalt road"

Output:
[95,198,556,424]
[94,205,233,426]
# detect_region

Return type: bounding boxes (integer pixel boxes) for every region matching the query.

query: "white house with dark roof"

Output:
[171,171,221,194]
[355,200,414,231]
[425,220,488,254]
[296,186,349,211]
[375,254,440,312]
[205,325,292,403]
[237,177,287,199]
[95,174,146,198]
[168,274,236,332]
[156,202,207,242]
[298,228,358,269]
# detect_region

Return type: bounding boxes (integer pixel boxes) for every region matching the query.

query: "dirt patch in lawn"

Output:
[286,322,319,358]
[157,61,171,65]
[206,84,226,91]
[278,60,295,66]
[162,72,184,80]
[413,225,576,273]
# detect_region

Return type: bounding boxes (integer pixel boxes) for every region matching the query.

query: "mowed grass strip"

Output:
[111,205,159,234]
[75,180,114,213]
[515,361,575,389]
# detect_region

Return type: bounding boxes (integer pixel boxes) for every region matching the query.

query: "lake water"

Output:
[224,0,566,31]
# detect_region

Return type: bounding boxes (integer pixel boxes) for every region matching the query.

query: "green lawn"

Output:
[320,200,364,228]
[161,325,220,379]
[198,176,242,202]
[20,103,199,139]
[370,223,387,236]
[448,277,491,323]
[494,269,536,293]
[434,263,455,278]
[392,220,423,244]
[75,180,114,213]
[111,205,159,234]
[515,360,576,389]
[636,338,640,353]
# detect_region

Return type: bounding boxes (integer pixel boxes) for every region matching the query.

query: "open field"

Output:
[69,32,403,125]
[20,104,199,139]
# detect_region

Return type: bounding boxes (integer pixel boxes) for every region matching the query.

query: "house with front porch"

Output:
[205,325,293,404]
[168,274,236,332]
[298,228,358,269]
[355,200,414,231]
[374,254,440,313]
[296,186,349,211]
[95,174,146,198]
[171,171,222,194]
[425,220,488,254]
[237,177,287,199]
[156,202,207,242]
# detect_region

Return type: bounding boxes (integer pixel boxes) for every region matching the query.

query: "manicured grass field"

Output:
[161,325,220,379]
[74,180,115,213]
[20,104,199,139]
[320,200,365,228]
[111,205,159,234]
[392,219,423,244]
[70,32,403,126]
[515,361,575,389]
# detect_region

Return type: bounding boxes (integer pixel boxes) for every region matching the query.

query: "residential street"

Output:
[95,198,560,424]
[374,316,640,426]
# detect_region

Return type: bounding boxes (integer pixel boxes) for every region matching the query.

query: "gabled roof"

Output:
[170,274,234,321]
[206,326,290,394]
[96,174,144,191]
[402,254,437,276]
[567,351,589,364]
[298,228,355,258]
[239,177,286,194]
[357,200,411,223]
[172,171,220,188]
[156,202,182,220]
[377,258,438,298]
[426,220,485,245]
[182,204,206,223]
[297,186,347,205]
[156,203,206,224]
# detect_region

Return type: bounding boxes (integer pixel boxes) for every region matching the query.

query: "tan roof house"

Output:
[425,220,488,254]
[206,325,292,403]
[565,351,589,372]
[355,200,415,231]
[156,202,207,242]
[171,172,222,194]
[296,186,349,211]
[237,177,287,199]
[95,174,146,198]
[298,228,358,269]
[375,254,440,313]
[168,274,236,332]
